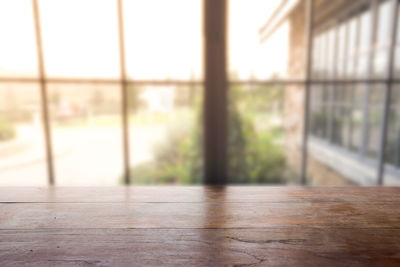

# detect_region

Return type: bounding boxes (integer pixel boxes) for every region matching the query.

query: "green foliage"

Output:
[227,84,286,184]
[0,115,16,142]
[125,83,287,184]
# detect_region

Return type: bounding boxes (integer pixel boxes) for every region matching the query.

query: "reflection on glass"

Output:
[123,0,202,80]
[0,0,38,77]
[39,0,120,78]
[128,85,202,184]
[48,83,122,185]
[0,83,46,185]
[228,84,300,184]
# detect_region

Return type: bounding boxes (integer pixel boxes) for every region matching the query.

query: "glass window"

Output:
[128,84,203,184]
[393,3,400,78]
[320,32,329,79]
[310,85,329,139]
[316,33,327,79]
[48,83,123,185]
[326,29,336,79]
[373,0,392,78]
[229,0,290,80]
[39,0,120,78]
[385,85,400,167]
[332,86,347,146]
[336,23,348,78]
[123,0,203,80]
[357,11,371,78]
[346,17,358,78]
[227,84,300,184]
[0,83,47,185]
[365,84,384,159]
[312,35,320,78]
[0,0,38,77]
[349,85,364,153]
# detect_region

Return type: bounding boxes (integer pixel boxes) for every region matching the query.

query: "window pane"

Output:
[376,0,391,48]
[349,85,364,153]
[0,0,38,77]
[385,85,400,167]
[365,84,384,159]
[357,11,371,78]
[332,86,351,146]
[0,83,47,185]
[123,0,202,80]
[39,0,120,78]
[128,85,203,184]
[48,83,122,185]
[228,84,300,184]
[336,23,347,78]
[321,32,330,79]
[393,3,400,78]
[310,85,329,139]
[326,29,336,79]
[346,17,358,78]
[373,0,391,78]
[229,0,289,80]
[314,34,325,79]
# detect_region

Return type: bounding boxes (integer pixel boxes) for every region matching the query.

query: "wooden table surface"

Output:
[1,186,400,266]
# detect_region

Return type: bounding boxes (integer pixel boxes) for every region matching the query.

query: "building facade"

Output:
[264,0,400,185]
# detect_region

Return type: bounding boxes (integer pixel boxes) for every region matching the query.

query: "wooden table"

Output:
[1,186,400,266]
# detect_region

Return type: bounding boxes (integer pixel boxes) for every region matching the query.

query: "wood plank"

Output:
[1,201,400,229]
[1,228,400,266]
[1,186,400,203]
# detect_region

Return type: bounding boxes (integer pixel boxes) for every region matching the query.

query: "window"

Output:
[48,83,123,185]
[39,0,120,78]
[0,0,38,77]
[0,0,203,185]
[0,83,47,185]
[310,0,400,183]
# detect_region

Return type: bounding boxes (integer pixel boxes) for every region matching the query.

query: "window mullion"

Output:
[32,0,55,186]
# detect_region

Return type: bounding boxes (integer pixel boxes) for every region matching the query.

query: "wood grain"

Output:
[1,228,400,266]
[1,186,400,203]
[1,186,400,266]
[1,201,400,229]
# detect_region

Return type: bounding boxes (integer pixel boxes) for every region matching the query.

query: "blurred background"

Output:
[0,0,399,186]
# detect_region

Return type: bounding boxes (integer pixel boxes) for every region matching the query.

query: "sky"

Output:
[0,0,289,80]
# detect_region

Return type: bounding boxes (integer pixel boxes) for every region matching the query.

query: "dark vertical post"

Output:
[204,0,227,184]
[377,0,398,185]
[300,0,314,185]
[117,0,131,185]
[32,0,55,185]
